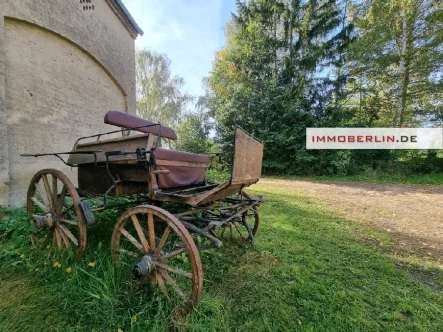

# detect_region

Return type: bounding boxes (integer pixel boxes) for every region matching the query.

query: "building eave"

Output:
[106,0,144,39]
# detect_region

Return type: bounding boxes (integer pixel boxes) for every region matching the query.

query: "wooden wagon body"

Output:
[22,110,264,309]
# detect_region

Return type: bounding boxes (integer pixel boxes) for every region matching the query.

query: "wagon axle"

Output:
[133,254,156,278]
[31,213,56,229]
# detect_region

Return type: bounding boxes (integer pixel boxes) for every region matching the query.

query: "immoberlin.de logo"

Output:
[306,128,442,150]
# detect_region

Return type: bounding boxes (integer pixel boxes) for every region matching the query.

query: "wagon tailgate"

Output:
[230,128,263,185]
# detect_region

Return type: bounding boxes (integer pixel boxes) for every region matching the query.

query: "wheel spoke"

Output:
[156,272,170,300]
[54,228,62,249]
[159,269,187,300]
[58,223,78,246]
[160,247,186,260]
[43,229,54,247]
[150,273,157,287]
[154,226,171,258]
[57,185,67,215]
[52,175,58,211]
[147,212,156,251]
[216,198,259,246]
[63,203,74,214]
[156,262,192,279]
[57,226,70,248]
[233,222,247,240]
[31,197,50,213]
[131,214,150,252]
[120,228,144,253]
[42,175,54,211]
[31,233,38,247]
[117,248,139,258]
[60,218,78,226]
[34,183,49,207]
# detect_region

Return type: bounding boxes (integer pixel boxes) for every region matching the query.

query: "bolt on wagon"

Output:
[22,110,264,308]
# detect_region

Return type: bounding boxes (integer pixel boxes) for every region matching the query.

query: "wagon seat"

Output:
[104,111,210,189]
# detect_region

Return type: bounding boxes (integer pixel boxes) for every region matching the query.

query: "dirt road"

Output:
[259,178,443,261]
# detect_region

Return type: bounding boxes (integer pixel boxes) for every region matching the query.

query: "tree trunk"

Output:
[396,7,410,127]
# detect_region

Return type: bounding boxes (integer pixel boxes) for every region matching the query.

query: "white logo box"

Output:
[306,128,443,150]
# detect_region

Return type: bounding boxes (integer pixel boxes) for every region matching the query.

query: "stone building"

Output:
[0,0,143,206]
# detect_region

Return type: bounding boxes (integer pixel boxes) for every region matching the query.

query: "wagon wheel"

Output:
[213,191,259,245]
[27,169,87,260]
[111,205,203,308]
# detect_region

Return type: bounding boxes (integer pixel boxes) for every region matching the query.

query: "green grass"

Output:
[266,173,443,185]
[1,184,443,331]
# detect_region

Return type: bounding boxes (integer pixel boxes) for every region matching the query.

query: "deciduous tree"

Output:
[136,49,192,127]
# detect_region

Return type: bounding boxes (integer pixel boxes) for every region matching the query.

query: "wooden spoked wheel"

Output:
[215,191,259,245]
[111,205,203,307]
[27,169,87,260]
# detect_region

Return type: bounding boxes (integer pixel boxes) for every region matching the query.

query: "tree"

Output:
[207,0,349,174]
[175,111,212,154]
[135,48,192,127]
[346,0,443,127]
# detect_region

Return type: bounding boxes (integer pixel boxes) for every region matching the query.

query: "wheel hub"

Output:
[133,255,156,278]
[31,212,57,229]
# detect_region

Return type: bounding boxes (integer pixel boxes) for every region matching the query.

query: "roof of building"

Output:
[108,0,144,38]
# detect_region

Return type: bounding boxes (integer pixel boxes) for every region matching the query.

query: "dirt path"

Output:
[259,179,443,262]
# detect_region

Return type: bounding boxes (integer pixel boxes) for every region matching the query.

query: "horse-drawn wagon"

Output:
[22,110,264,308]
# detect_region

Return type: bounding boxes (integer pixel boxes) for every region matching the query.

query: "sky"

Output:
[121,0,238,97]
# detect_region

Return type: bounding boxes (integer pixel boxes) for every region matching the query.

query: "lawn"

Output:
[1,183,443,331]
